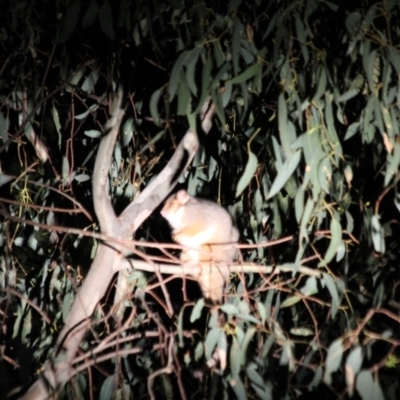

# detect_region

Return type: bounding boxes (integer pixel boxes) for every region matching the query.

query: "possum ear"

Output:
[176,190,190,204]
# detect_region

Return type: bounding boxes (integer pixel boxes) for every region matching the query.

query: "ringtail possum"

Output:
[161,189,239,303]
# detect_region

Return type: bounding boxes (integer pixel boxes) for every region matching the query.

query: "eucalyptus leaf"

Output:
[322,273,340,318]
[267,151,301,199]
[190,298,204,322]
[345,346,363,395]
[98,2,115,39]
[55,0,81,43]
[356,370,384,400]
[324,338,344,385]
[236,151,258,197]
[371,214,385,253]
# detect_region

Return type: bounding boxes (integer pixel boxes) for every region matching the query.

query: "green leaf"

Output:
[290,327,314,336]
[318,157,332,193]
[99,375,117,400]
[257,302,266,325]
[365,49,377,92]
[322,273,340,318]
[68,69,84,86]
[232,18,244,74]
[384,138,400,187]
[139,130,165,155]
[217,331,228,370]
[299,197,315,244]
[345,346,363,394]
[345,11,362,34]
[220,303,239,315]
[324,338,344,385]
[195,55,212,114]
[308,366,323,391]
[81,70,99,93]
[281,296,301,308]
[62,156,70,180]
[344,122,360,140]
[278,93,292,158]
[177,74,191,116]
[82,0,98,28]
[261,333,276,359]
[267,151,301,199]
[295,16,309,64]
[98,2,115,39]
[74,174,90,182]
[169,51,190,101]
[229,376,247,400]
[371,214,385,253]
[228,0,243,13]
[205,327,221,359]
[235,314,261,324]
[230,336,241,378]
[55,0,81,43]
[236,152,257,197]
[356,370,384,400]
[149,88,163,126]
[294,185,305,223]
[75,103,99,120]
[312,66,327,102]
[300,277,318,296]
[246,367,268,391]
[337,88,359,103]
[320,216,342,266]
[190,298,204,322]
[380,102,393,139]
[0,111,9,144]
[177,305,184,346]
[387,45,400,75]
[121,118,134,147]
[226,63,260,85]
[84,130,101,138]
[185,46,203,96]
[280,341,295,370]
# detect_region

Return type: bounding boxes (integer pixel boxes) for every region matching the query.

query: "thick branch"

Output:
[18,92,213,400]
[119,129,199,233]
[92,87,124,235]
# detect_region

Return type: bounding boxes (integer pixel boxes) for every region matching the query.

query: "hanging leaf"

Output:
[345,346,363,396]
[82,0,98,28]
[300,277,318,296]
[267,151,301,199]
[190,298,204,322]
[344,122,360,140]
[320,216,342,266]
[55,0,81,43]
[81,70,99,93]
[236,129,260,197]
[236,152,258,197]
[99,2,115,39]
[226,62,260,85]
[371,214,385,253]
[149,88,163,126]
[185,46,203,96]
[205,327,221,360]
[169,51,189,101]
[281,296,301,308]
[356,370,384,400]
[322,273,340,318]
[0,111,9,144]
[99,375,117,400]
[324,338,344,385]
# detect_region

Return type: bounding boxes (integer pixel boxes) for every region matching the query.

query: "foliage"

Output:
[1,0,400,399]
